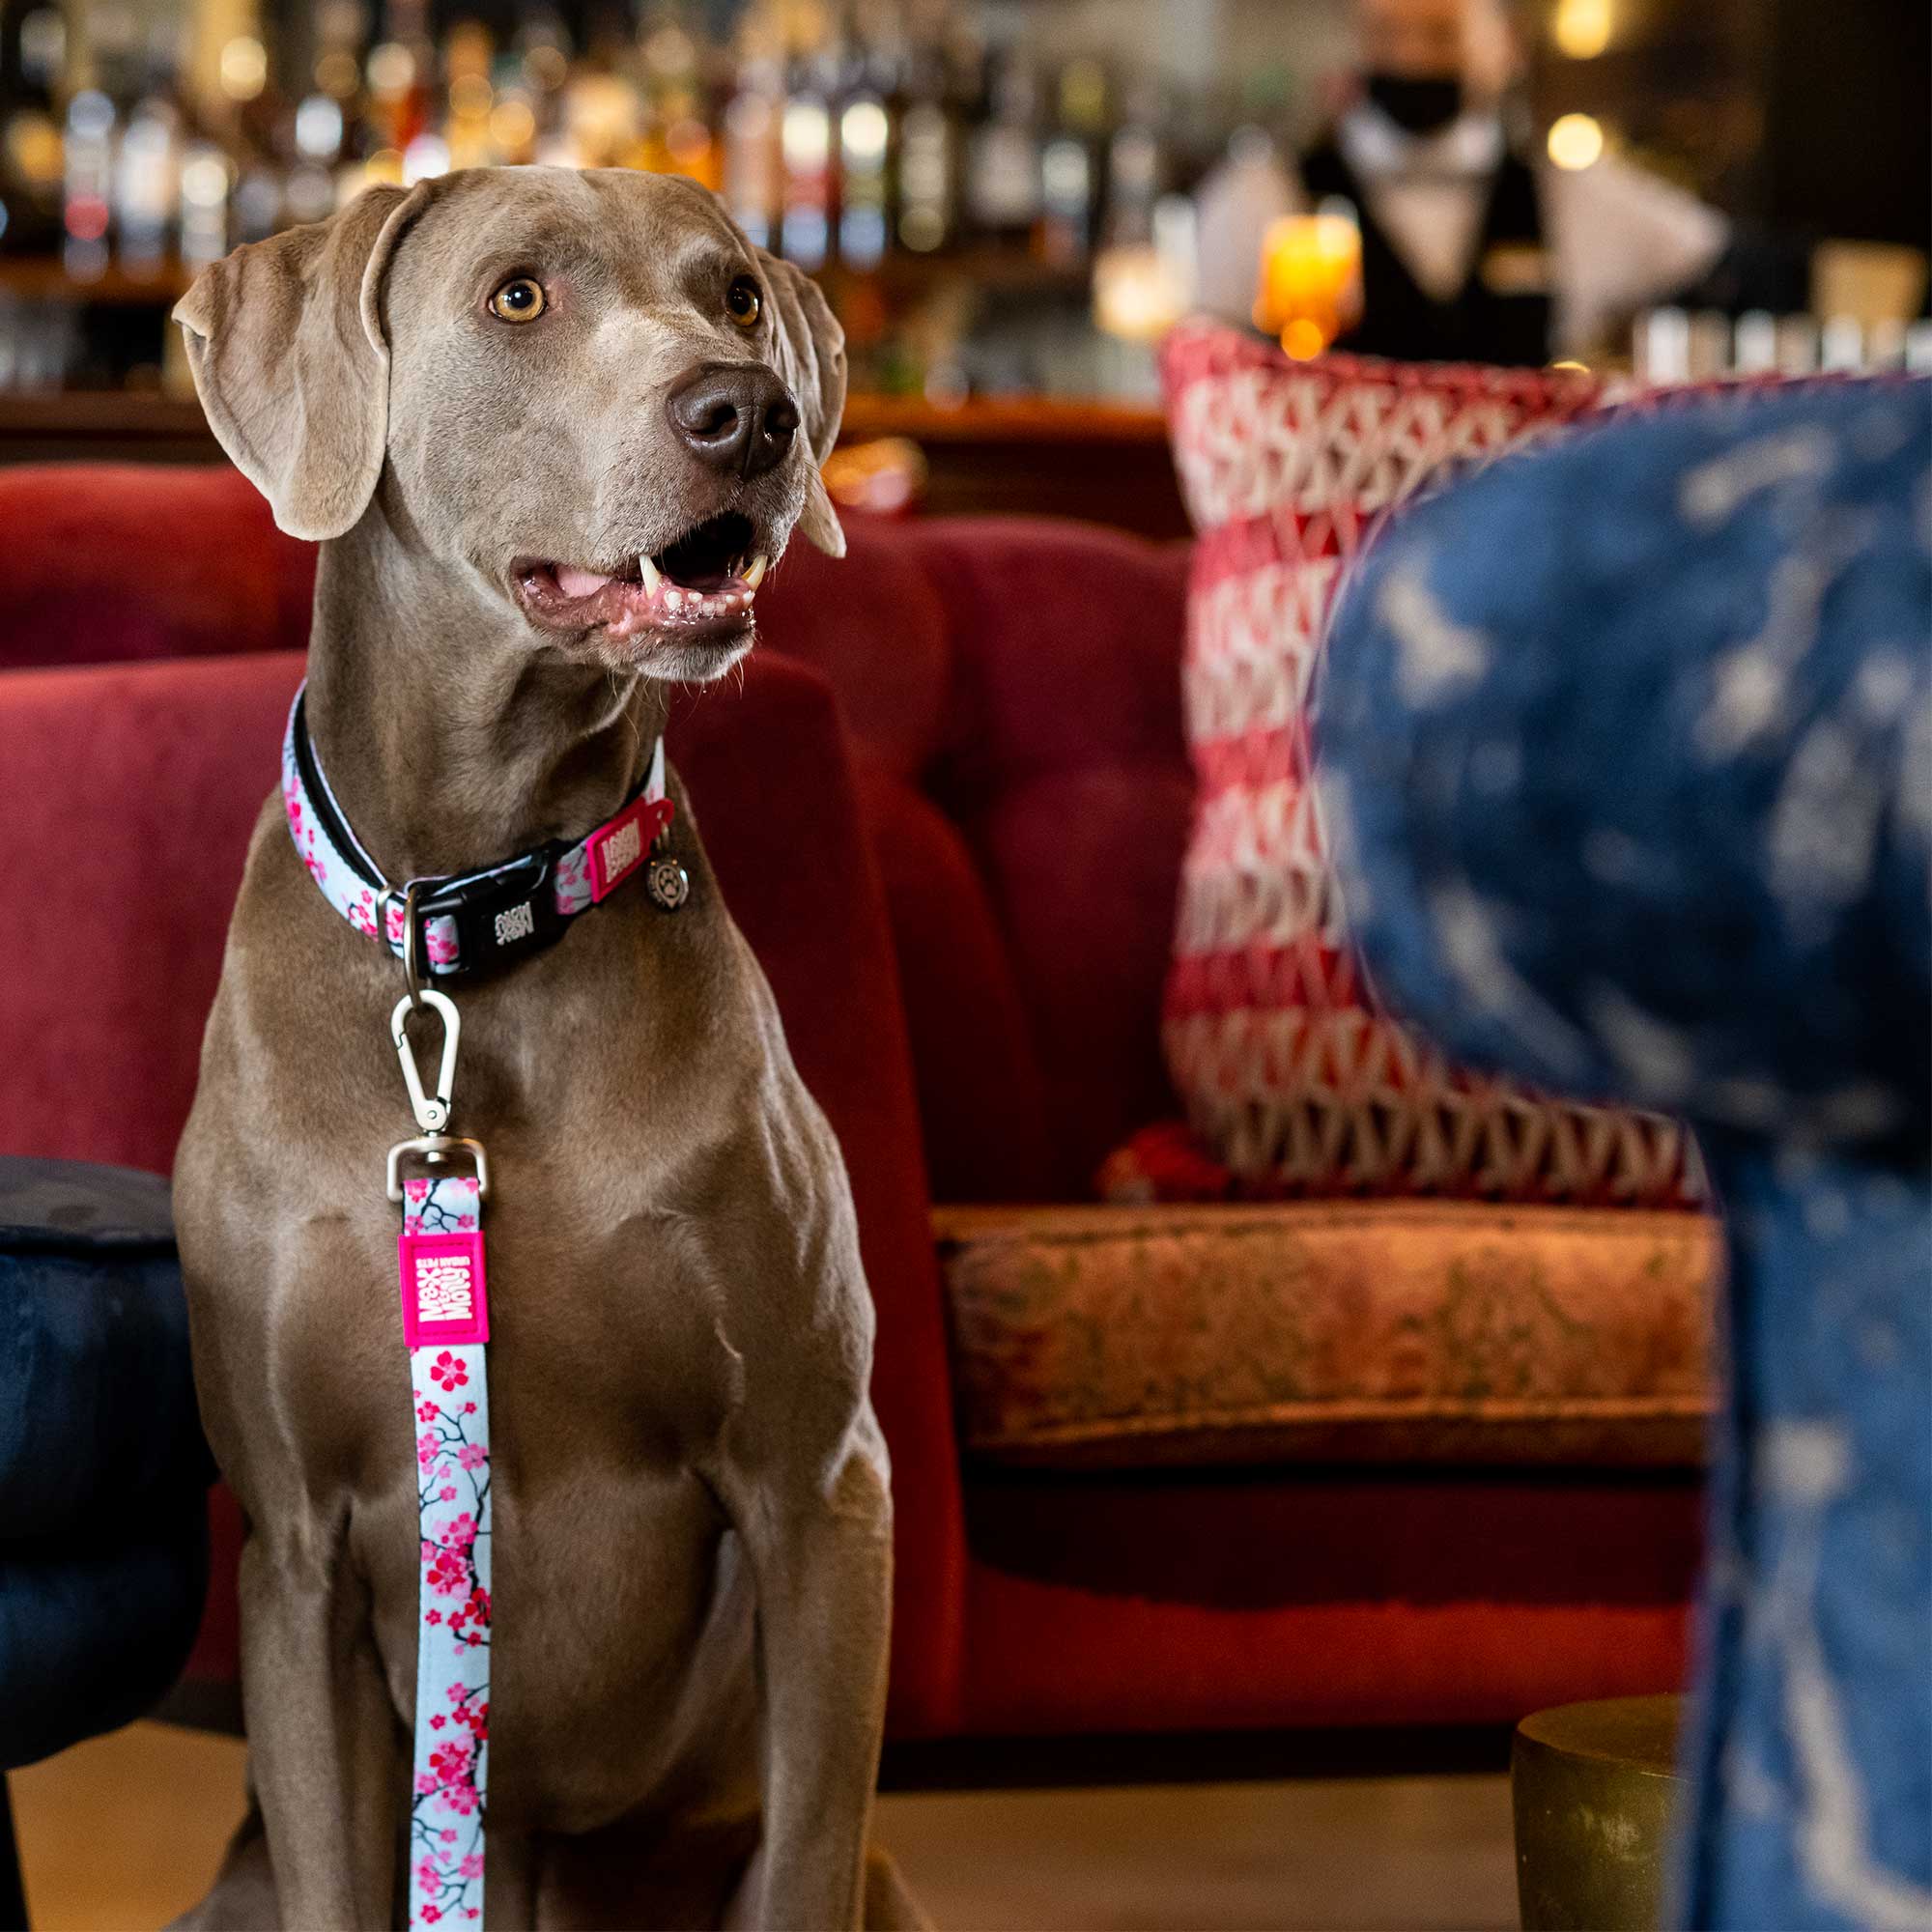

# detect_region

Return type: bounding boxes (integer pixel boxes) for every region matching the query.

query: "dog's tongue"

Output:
[555,564,613,599]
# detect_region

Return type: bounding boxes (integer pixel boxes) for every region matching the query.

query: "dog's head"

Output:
[175,166,845,682]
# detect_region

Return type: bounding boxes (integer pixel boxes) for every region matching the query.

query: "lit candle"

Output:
[1255,200,1364,360]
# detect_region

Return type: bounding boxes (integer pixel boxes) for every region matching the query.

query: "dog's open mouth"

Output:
[514,512,768,644]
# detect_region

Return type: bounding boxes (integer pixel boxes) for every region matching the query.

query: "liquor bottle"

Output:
[635,3,715,185]
[61,89,116,279]
[513,15,576,169]
[778,17,838,274]
[1102,81,1164,250]
[0,5,69,257]
[722,37,782,249]
[1038,57,1106,270]
[893,20,952,255]
[178,139,232,270]
[442,21,497,173]
[963,48,1040,248]
[831,10,889,272]
[287,89,344,223]
[115,88,180,273]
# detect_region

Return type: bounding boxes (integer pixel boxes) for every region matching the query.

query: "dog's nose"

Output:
[665,366,801,481]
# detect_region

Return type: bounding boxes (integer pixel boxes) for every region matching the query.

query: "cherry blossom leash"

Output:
[395,1156,492,1926]
[278,682,691,1931]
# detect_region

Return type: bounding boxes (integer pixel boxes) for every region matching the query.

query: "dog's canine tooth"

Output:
[639,554,663,598]
[743,554,769,590]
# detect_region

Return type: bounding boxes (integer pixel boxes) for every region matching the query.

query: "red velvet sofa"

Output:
[0,464,1703,1760]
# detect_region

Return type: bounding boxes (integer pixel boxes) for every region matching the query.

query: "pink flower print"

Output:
[417,1433,440,1468]
[416,1400,440,1424]
[457,1214,477,1231]
[445,1513,477,1550]
[430,1712,445,1727]
[416,1857,440,1891]
[422,1907,441,1925]
[464,1402,477,1414]
[426,1548,467,1597]
[385,900,408,943]
[464,1586,492,1630]
[427,925,459,965]
[426,1613,443,1630]
[458,1442,487,1471]
[430,1351,468,1393]
[429,1741,470,1784]
[405,1178,430,1202]
[446,1682,466,1704]
[440,1829,458,1845]
[461,1854,484,1880]
[416,1773,437,1796]
[440,1485,458,1502]
[440,1781,479,1816]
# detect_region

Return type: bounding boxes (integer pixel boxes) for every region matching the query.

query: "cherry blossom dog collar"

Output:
[281,684,683,982]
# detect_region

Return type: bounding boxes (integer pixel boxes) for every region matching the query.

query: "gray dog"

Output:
[169,166,919,1930]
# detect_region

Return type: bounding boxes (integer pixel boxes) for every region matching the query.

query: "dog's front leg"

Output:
[726,1438,894,1932]
[239,1523,404,1931]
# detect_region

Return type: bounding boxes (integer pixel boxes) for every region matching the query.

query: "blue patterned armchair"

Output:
[1318,377,1931,1927]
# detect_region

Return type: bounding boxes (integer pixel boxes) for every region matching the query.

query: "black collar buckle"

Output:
[400,842,572,985]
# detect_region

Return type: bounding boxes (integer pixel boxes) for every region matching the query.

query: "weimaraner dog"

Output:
[168,166,919,1930]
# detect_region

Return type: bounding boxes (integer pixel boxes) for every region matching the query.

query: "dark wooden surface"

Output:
[0,391,1193,541]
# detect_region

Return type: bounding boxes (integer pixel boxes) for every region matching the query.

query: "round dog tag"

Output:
[647,855,690,911]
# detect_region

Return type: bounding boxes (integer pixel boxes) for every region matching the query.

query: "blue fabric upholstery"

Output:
[1317,379,1931,1928]
[0,1159,212,1769]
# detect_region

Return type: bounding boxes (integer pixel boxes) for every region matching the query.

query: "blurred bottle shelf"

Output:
[0,386,1188,537]
[0,244,1092,309]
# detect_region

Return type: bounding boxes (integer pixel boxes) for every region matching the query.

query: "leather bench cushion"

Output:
[937,1200,1719,1470]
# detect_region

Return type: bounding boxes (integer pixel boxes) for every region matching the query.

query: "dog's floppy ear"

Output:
[756,250,847,558]
[173,183,428,541]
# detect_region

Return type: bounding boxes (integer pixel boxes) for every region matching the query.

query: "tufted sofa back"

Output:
[0,467,1192,1201]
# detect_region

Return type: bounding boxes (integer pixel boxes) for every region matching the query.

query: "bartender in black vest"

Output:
[1292,0,1729,365]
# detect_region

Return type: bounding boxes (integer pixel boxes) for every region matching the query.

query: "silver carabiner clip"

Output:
[391,988,460,1133]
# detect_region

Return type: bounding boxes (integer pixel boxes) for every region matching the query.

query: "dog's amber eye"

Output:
[488,276,547,324]
[724,275,761,328]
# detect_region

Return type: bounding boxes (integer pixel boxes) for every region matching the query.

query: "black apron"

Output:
[1300,134,1553,367]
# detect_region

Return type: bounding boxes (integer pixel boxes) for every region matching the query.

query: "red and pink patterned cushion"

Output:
[1156,319,1695,1205]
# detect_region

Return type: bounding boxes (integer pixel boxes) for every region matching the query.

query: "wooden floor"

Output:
[10,1722,1520,1931]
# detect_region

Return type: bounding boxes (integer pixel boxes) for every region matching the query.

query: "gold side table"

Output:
[1512,1694,1688,1931]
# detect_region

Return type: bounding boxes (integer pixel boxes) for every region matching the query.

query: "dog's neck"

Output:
[303,506,664,882]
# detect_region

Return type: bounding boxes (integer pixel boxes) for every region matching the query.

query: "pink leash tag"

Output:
[398,1228,491,1350]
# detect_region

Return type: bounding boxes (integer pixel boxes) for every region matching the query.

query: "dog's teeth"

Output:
[665,588,683,611]
[639,554,663,598]
[744,554,769,590]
